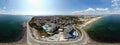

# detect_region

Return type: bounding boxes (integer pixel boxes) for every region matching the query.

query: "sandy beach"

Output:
[82,17,102,27]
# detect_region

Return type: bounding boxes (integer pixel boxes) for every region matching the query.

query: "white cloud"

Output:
[0,9,6,14]
[112,0,120,2]
[110,0,120,14]
[84,8,95,12]
[71,11,84,15]
[20,11,68,15]
[71,8,110,15]
[0,6,8,15]
[96,8,108,11]
[0,8,110,15]
[71,8,96,15]
[0,10,69,15]
[111,0,120,9]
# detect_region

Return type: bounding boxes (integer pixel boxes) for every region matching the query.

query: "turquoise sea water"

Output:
[0,15,32,43]
[86,15,120,43]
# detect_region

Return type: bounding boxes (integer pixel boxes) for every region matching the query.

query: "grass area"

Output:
[73,25,82,36]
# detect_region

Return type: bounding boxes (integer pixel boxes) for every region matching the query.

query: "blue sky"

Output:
[0,0,120,15]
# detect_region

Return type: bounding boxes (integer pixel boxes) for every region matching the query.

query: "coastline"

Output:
[82,17,102,27]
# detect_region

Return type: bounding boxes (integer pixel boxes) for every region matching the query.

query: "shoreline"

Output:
[82,17,102,27]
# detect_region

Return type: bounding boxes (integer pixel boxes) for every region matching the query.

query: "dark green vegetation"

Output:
[29,17,50,36]
[74,25,82,36]
[0,15,32,43]
[86,15,120,43]
[29,17,44,31]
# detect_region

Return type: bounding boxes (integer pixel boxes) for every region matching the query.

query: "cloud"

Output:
[112,0,120,2]
[96,8,108,11]
[84,8,95,12]
[71,8,96,15]
[20,11,68,15]
[0,10,69,15]
[71,11,84,14]
[0,6,8,14]
[0,9,6,14]
[71,8,109,15]
[110,0,120,14]
[111,0,120,9]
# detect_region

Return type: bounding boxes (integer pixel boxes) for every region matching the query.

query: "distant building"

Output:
[42,23,59,35]
[63,26,79,39]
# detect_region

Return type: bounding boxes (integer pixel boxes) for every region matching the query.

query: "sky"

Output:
[0,0,120,15]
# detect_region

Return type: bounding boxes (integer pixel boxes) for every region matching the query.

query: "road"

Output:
[27,19,89,45]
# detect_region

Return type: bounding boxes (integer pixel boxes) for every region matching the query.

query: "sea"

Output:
[86,14,120,43]
[0,14,32,43]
